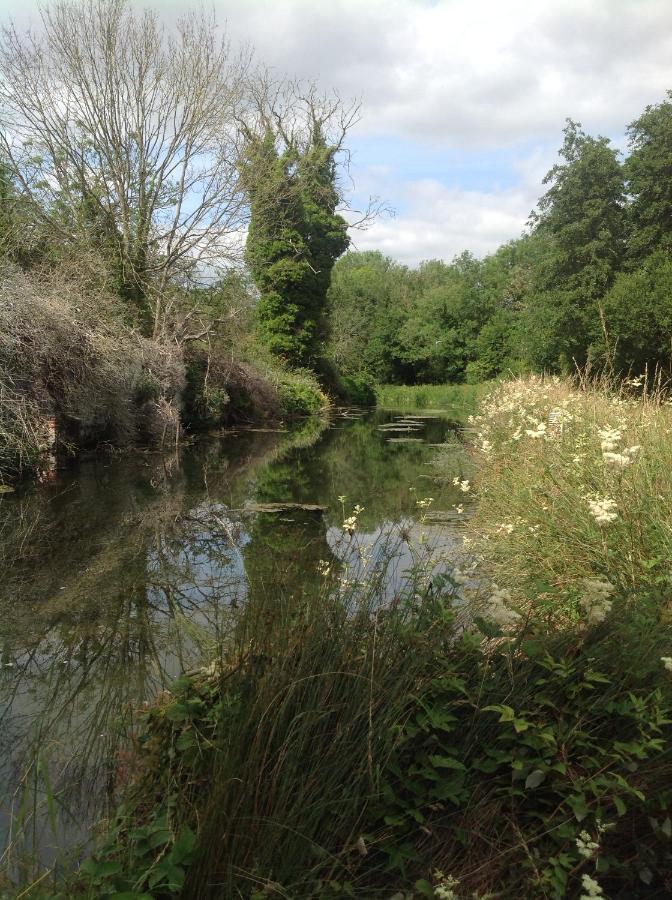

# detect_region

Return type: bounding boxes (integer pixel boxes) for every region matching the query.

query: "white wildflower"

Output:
[455,503,464,514]
[661,657,672,672]
[575,830,599,859]
[587,497,618,526]
[496,522,515,534]
[482,587,521,630]
[459,479,470,493]
[598,426,621,452]
[602,451,632,468]
[525,421,547,439]
[580,873,605,899]
[342,504,364,534]
[434,874,460,900]
[416,497,434,509]
[580,578,615,625]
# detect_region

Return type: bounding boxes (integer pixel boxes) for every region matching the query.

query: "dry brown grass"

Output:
[0,261,184,479]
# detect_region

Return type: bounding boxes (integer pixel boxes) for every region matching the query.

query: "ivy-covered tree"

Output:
[239,85,353,368]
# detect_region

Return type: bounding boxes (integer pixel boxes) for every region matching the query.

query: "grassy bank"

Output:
[466,374,672,624]
[376,383,487,415]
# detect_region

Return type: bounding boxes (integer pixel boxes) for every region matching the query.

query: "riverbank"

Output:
[11,378,672,898]
[376,383,486,414]
[0,262,331,485]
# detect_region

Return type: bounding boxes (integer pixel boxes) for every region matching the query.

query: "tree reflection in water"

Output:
[0,410,468,878]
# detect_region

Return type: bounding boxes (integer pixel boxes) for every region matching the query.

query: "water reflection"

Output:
[0,409,471,873]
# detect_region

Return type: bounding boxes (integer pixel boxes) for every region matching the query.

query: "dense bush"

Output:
[0,262,183,480]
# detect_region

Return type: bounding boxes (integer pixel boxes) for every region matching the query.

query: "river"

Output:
[0,407,472,877]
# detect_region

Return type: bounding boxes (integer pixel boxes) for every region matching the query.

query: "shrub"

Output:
[277,374,328,419]
[0,262,184,480]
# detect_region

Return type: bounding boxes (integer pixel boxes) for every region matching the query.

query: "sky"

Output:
[2,0,672,266]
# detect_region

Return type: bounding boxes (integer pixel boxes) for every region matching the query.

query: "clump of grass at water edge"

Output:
[375,383,487,415]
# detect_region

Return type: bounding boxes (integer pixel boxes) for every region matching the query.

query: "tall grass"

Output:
[375,383,487,414]
[67,526,451,899]
[465,374,672,624]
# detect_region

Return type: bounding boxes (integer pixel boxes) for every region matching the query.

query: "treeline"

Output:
[326,96,672,384]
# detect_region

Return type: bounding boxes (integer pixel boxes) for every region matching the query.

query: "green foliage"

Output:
[241,125,349,368]
[375,383,486,414]
[599,250,672,374]
[277,370,328,418]
[374,623,672,897]
[182,347,230,430]
[326,94,672,385]
[326,250,410,382]
[625,91,672,263]
[326,250,522,386]
[527,119,625,371]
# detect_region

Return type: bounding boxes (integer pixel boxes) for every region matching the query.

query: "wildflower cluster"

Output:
[575,830,599,859]
[586,496,618,526]
[432,872,460,900]
[580,873,605,899]
[481,586,521,630]
[579,578,614,625]
[342,504,364,535]
[598,424,641,468]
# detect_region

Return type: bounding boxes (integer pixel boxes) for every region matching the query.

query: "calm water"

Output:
[0,408,471,872]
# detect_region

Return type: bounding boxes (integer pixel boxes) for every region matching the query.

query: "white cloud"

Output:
[3,0,671,263]
[352,178,533,266]
[202,0,672,148]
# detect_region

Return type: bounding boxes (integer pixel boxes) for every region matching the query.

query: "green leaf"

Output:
[175,731,198,751]
[148,828,172,849]
[525,769,546,789]
[414,879,435,897]
[613,795,627,816]
[483,704,515,722]
[165,703,190,722]
[428,755,466,771]
[171,826,197,865]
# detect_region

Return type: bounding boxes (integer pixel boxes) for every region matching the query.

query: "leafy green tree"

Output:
[598,250,672,375]
[529,120,626,370]
[465,311,519,382]
[624,92,672,262]
[326,251,410,382]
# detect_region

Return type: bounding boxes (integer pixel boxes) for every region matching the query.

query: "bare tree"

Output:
[0,0,251,336]
[238,72,386,229]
